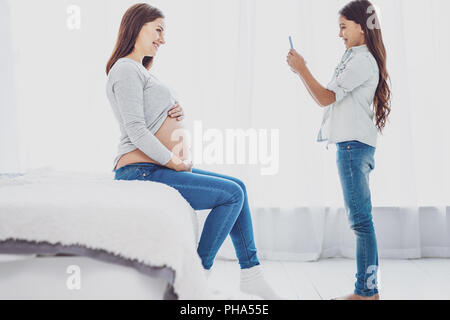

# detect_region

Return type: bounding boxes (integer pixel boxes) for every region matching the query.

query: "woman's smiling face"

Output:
[136,17,166,57]
[339,15,365,49]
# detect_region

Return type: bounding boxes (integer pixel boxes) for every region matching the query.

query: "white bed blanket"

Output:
[0,167,212,299]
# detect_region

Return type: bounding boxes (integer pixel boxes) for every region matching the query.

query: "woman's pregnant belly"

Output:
[115,116,191,170]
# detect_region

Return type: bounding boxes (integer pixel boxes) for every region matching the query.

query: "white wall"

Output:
[3,0,449,208]
[0,0,20,172]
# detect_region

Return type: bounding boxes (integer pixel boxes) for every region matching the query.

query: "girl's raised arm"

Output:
[287,49,336,108]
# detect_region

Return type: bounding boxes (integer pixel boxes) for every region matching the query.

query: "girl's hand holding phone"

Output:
[287,49,307,75]
[286,37,307,74]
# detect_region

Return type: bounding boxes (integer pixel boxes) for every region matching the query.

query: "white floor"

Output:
[210,258,450,300]
[1,255,449,300]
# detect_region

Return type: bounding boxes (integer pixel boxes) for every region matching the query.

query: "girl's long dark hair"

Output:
[106,3,164,75]
[340,0,391,133]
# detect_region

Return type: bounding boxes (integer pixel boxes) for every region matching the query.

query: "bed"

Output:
[0,254,170,299]
[0,167,212,300]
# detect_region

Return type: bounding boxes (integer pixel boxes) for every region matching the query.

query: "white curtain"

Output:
[0,0,20,173]
[3,0,450,259]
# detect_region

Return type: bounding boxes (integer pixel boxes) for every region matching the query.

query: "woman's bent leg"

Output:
[115,163,246,270]
[189,170,281,299]
[192,168,260,269]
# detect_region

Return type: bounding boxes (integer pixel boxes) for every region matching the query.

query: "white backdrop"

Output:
[0,0,20,172]
[1,0,449,259]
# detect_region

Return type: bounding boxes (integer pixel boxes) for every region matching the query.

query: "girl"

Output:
[287,0,391,300]
[105,3,280,299]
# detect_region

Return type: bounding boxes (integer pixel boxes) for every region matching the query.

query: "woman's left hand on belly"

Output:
[168,103,185,121]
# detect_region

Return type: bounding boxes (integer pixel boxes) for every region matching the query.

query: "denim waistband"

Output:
[336,140,375,151]
[115,162,160,173]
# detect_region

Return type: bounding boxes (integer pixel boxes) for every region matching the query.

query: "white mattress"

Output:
[0,167,211,299]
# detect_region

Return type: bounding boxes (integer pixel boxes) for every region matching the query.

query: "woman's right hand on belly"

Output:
[166,155,193,172]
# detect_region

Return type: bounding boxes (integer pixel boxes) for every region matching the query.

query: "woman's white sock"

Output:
[204,268,212,279]
[239,265,282,300]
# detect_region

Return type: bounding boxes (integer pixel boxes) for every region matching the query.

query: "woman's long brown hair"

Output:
[106,3,164,75]
[340,0,391,133]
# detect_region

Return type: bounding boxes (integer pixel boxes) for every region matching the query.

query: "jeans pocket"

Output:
[134,166,158,180]
[115,169,129,180]
[115,167,137,180]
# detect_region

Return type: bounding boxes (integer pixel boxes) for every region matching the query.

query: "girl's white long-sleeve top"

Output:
[317,44,380,150]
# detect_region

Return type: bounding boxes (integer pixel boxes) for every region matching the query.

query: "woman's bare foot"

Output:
[331,293,380,300]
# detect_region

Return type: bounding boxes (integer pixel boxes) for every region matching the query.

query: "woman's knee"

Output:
[222,180,245,205]
[226,176,247,196]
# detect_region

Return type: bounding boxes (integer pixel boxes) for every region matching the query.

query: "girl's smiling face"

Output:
[339,15,366,49]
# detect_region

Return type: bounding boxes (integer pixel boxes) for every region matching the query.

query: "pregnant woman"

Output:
[105,3,279,300]
[287,0,391,299]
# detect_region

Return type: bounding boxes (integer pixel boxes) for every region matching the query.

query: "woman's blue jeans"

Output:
[114,162,260,270]
[336,140,379,297]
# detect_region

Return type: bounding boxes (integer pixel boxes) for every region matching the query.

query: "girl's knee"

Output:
[350,216,375,233]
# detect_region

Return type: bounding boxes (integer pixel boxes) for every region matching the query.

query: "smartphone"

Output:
[289,36,294,49]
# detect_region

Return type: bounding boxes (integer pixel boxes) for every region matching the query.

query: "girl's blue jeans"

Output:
[336,140,379,297]
[114,162,260,270]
